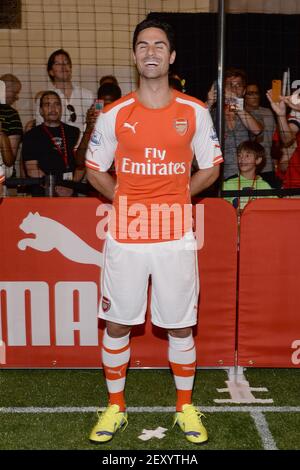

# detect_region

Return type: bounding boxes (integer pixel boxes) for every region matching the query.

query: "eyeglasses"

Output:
[67,104,77,122]
[227,82,244,89]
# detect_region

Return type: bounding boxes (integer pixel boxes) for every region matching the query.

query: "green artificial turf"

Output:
[0,411,263,451]
[244,368,300,406]
[266,412,300,450]
[0,368,299,450]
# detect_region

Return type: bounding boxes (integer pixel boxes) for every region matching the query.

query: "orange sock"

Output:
[102,329,130,412]
[168,334,196,412]
[108,391,126,411]
[176,389,193,411]
[169,361,196,411]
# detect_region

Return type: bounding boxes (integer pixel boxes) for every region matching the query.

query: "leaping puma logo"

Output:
[17,212,103,268]
[106,364,127,377]
[123,122,138,134]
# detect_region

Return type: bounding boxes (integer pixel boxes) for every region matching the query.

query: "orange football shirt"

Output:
[86,90,223,242]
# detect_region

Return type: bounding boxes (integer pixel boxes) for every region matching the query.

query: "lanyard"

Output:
[42,123,68,167]
[237,174,257,213]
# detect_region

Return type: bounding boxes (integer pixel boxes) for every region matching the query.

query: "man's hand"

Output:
[55,185,74,197]
[266,89,287,116]
[282,89,300,112]
[85,105,98,128]
[266,89,297,146]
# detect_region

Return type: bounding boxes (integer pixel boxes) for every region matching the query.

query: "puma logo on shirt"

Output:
[123,122,139,134]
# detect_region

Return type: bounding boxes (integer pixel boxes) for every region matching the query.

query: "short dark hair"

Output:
[237,140,266,173]
[39,90,61,108]
[47,49,72,82]
[97,83,122,101]
[99,75,119,86]
[225,68,247,87]
[132,18,176,53]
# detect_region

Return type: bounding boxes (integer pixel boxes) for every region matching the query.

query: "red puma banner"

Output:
[0,198,237,368]
[238,199,300,367]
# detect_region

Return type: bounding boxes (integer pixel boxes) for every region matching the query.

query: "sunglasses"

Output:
[67,104,77,122]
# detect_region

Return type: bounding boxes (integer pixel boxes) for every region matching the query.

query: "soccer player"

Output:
[86,18,223,444]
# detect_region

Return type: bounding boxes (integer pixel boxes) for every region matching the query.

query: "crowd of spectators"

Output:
[1,51,300,210]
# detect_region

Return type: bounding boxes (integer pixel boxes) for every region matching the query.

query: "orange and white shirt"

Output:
[86,90,223,242]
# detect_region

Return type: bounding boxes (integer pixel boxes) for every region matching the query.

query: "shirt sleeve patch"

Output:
[90,129,102,146]
[210,125,219,142]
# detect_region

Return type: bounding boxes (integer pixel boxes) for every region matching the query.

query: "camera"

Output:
[226,96,244,112]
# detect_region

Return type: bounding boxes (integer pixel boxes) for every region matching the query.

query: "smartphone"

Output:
[95,99,104,112]
[272,80,282,103]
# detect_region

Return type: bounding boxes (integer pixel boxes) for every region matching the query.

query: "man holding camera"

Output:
[207,68,263,179]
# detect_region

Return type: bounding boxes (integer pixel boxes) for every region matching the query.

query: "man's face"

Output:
[101,94,115,107]
[245,85,260,108]
[40,94,62,124]
[225,75,245,97]
[133,27,176,80]
[49,53,72,83]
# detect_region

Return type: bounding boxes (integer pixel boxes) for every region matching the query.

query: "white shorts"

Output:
[99,232,199,329]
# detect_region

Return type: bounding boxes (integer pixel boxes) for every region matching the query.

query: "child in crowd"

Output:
[97,82,121,107]
[223,140,273,212]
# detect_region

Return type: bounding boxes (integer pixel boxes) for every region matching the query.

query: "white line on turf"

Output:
[0,405,300,413]
[250,411,278,450]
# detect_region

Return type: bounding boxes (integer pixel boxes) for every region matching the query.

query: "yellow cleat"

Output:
[173,404,208,444]
[89,404,128,443]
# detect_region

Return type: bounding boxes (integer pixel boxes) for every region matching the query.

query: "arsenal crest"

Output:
[174,118,188,136]
[102,296,111,312]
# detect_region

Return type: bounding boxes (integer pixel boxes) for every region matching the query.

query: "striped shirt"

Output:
[0,104,23,137]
